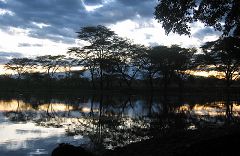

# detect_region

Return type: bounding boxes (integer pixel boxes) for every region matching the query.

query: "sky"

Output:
[0,0,221,65]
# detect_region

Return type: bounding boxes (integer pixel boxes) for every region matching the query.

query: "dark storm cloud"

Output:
[0,52,23,64]
[0,0,157,44]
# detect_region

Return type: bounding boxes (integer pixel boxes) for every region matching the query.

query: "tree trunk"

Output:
[100,68,103,90]
[149,74,153,91]
[90,72,96,89]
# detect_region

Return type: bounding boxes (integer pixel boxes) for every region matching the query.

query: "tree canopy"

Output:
[35,55,66,78]
[4,58,36,79]
[69,25,141,89]
[198,36,240,87]
[154,0,240,36]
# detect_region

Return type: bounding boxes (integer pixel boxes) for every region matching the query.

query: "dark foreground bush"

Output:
[52,143,94,156]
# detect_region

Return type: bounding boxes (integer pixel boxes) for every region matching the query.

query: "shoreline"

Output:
[0,86,240,95]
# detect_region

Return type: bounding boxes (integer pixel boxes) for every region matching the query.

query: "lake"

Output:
[0,93,239,156]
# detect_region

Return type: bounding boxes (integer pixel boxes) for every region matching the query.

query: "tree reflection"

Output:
[225,95,233,122]
[64,94,154,151]
[4,95,34,122]
[148,94,189,136]
[1,93,240,151]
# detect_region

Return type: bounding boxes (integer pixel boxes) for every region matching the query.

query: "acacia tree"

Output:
[35,55,66,78]
[61,57,78,78]
[150,46,177,91]
[148,45,195,91]
[69,25,141,89]
[169,45,196,89]
[154,0,240,36]
[68,47,98,88]
[5,58,36,79]
[114,43,147,89]
[69,25,117,90]
[100,57,119,88]
[139,47,159,90]
[199,36,240,89]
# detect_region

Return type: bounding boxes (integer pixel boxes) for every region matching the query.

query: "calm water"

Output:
[0,93,240,156]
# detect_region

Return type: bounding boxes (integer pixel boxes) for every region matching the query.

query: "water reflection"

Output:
[178,99,240,127]
[0,93,240,155]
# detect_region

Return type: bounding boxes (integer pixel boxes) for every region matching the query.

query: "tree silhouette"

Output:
[154,0,240,36]
[4,58,36,79]
[140,47,160,90]
[170,45,196,90]
[115,43,147,89]
[149,45,195,91]
[61,57,78,78]
[68,47,98,88]
[69,25,117,90]
[199,36,240,89]
[69,25,141,90]
[35,55,66,78]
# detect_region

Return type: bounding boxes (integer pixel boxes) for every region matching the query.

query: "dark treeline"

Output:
[1,25,240,92]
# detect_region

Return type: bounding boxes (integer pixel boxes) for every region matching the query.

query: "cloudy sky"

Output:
[0,0,221,65]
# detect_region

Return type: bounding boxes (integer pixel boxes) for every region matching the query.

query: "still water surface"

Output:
[0,93,240,156]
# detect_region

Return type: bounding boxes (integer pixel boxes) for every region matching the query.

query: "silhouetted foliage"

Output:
[68,25,146,89]
[138,47,159,90]
[116,44,148,89]
[4,58,36,79]
[68,25,117,89]
[147,45,196,91]
[198,36,240,88]
[3,25,240,92]
[154,0,240,36]
[35,55,66,78]
[52,143,94,156]
[60,57,78,78]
